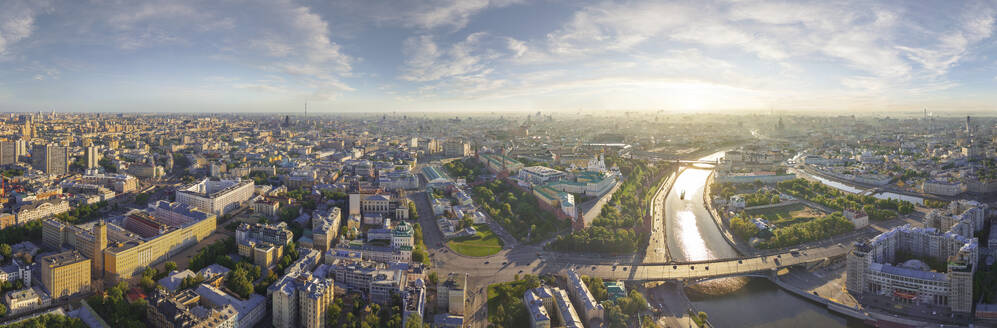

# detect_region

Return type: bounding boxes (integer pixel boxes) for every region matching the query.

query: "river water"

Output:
[665,151,869,327]
[793,168,925,205]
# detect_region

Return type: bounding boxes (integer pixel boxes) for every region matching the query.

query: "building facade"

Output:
[40,250,91,299]
[176,178,254,216]
[32,143,68,176]
[846,200,987,314]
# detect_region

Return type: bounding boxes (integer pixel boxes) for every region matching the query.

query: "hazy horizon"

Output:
[2,1,997,113]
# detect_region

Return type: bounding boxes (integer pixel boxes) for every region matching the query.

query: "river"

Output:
[664,151,869,327]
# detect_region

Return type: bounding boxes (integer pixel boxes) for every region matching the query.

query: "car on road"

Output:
[484,261,489,264]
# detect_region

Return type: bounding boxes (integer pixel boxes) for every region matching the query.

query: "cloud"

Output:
[897,4,995,77]
[331,0,521,31]
[400,32,497,82]
[0,0,51,56]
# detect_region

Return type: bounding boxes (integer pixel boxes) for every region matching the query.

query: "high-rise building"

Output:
[845,200,986,314]
[15,139,27,159]
[40,250,91,299]
[32,143,69,176]
[272,274,334,328]
[86,146,100,169]
[93,220,107,279]
[0,141,15,165]
[443,140,471,157]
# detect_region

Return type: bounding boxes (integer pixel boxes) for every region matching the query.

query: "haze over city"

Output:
[0,2,996,328]
[2,0,997,113]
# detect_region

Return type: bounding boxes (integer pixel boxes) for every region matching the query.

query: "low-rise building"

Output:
[843,209,870,229]
[4,287,51,315]
[16,199,70,225]
[146,289,238,328]
[195,284,267,328]
[518,166,565,185]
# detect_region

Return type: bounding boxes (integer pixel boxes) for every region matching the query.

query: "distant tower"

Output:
[93,220,107,279]
[966,115,972,136]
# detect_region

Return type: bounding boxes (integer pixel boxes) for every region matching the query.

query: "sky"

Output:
[1,0,997,113]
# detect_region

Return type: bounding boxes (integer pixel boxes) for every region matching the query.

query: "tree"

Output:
[405,313,423,328]
[0,243,10,259]
[164,261,177,273]
[134,193,151,206]
[140,276,156,292]
[225,268,255,298]
[428,272,439,285]
[0,303,7,317]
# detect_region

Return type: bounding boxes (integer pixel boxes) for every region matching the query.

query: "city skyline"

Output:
[2,0,997,113]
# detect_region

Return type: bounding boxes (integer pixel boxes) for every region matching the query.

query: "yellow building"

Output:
[103,213,216,279]
[40,250,91,299]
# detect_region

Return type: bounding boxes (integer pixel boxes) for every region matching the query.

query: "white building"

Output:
[176,178,254,216]
[518,166,566,185]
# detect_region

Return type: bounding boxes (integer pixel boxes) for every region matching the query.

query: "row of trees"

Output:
[0,220,42,246]
[411,223,430,266]
[0,314,85,328]
[550,158,671,253]
[326,294,409,328]
[53,201,108,224]
[742,189,781,207]
[777,179,915,215]
[924,199,949,209]
[756,212,854,249]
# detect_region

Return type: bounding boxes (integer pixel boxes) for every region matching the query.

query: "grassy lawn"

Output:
[744,203,823,226]
[447,224,504,257]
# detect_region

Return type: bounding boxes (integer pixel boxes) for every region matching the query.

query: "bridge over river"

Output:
[577,242,850,282]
